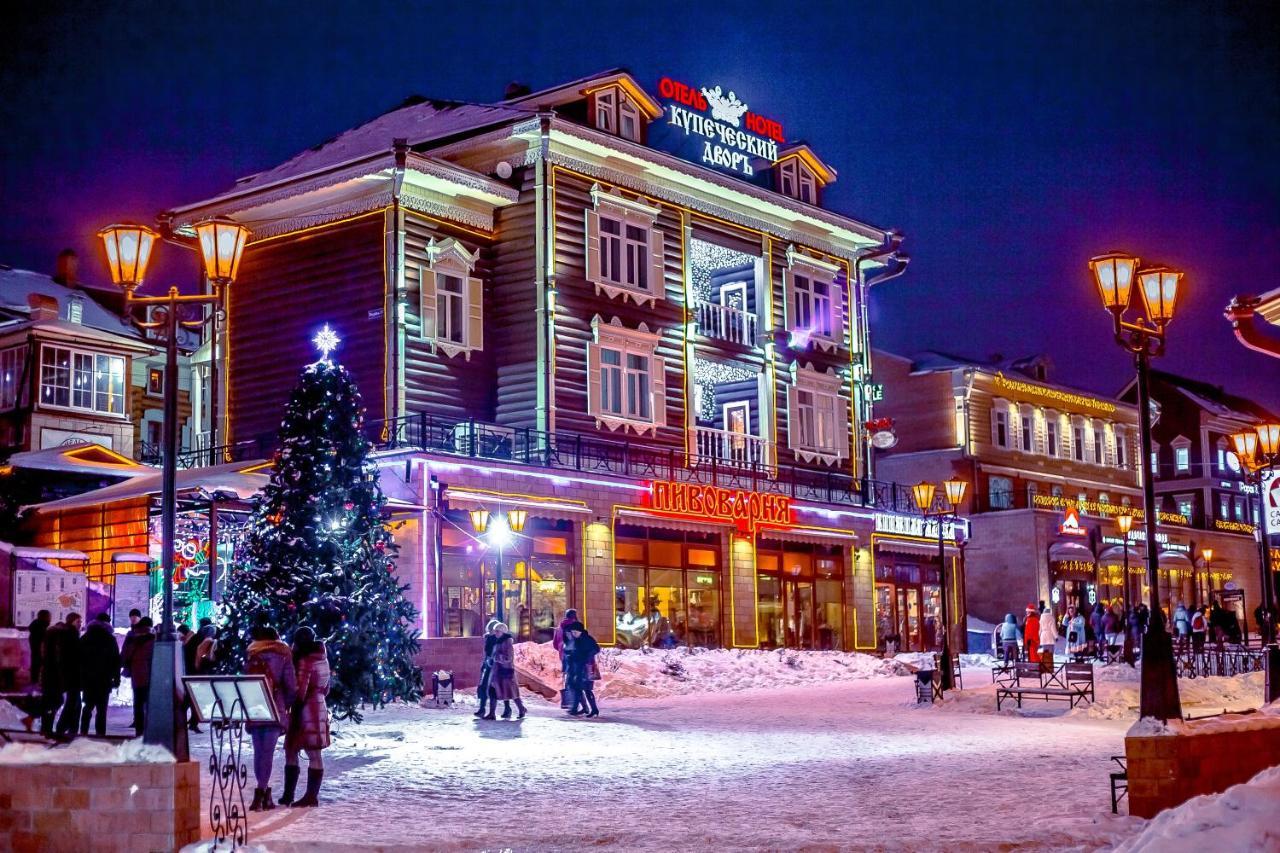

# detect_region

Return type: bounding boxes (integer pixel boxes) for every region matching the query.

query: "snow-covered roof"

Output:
[6,442,155,478]
[29,460,271,513]
[1148,369,1280,423]
[0,266,141,341]
[218,98,533,197]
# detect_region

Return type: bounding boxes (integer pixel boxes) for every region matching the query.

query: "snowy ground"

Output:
[5,648,1269,851]
[176,651,1268,852]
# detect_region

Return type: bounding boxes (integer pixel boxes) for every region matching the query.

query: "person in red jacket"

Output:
[1023,605,1040,663]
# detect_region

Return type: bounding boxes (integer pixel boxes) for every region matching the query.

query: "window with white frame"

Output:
[1093,425,1104,464]
[1072,423,1085,461]
[776,158,819,204]
[1151,445,1159,475]
[1099,492,1110,505]
[39,344,124,415]
[993,407,1010,449]
[1020,408,1034,452]
[1114,427,1127,468]
[419,238,483,359]
[1051,484,1064,498]
[1176,495,1194,519]
[1218,493,1230,520]
[787,363,848,463]
[592,87,643,143]
[1172,437,1191,474]
[1216,439,1228,472]
[1047,417,1060,457]
[588,316,664,435]
[784,250,842,348]
[0,345,26,410]
[1234,496,1249,522]
[989,476,1014,509]
[585,188,664,305]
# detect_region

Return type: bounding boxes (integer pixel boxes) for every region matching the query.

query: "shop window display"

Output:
[614,527,723,649]
[756,542,845,650]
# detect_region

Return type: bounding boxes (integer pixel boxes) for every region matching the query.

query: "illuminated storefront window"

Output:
[755,541,844,650]
[614,526,722,649]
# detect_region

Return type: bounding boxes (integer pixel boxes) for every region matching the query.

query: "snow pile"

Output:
[0,736,173,764]
[514,642,913,698]
[1113,764,1280,852]
[1079,669,1265,721]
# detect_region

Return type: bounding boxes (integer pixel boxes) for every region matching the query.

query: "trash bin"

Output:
[915,670,935,704]
[431,670,454,708]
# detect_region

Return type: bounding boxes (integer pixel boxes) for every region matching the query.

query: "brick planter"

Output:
[1125,712,1280,818]
[0,759,201,852]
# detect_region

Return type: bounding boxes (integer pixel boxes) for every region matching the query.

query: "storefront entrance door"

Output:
[897,588,920,651]
[785,580,816,649]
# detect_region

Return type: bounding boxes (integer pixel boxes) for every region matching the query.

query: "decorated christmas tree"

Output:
[218,325,422,720]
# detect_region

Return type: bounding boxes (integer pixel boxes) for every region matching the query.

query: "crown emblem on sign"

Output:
[700,85,749,127]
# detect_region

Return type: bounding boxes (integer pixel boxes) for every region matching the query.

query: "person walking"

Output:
[1064,606,1088,661]
[1023,605,1040,663]
[26,609,51,688]
[79,613,121,737]
[565,621,601,718]
[121,616,156,736]
[552,608,578,709]
[52,613,84,738]
[488,622,527,720]
[1102,606,1122,660]
[1037,606,1058,666]
[281,627,330,808]
[35,615,69,736]
[998,614,1020,664]
[245,625,297,812]
[1090,604,1106,658]
[474,619,500,719]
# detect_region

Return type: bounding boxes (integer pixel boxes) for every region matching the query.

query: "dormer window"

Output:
[592,86,643,143]
[66,294,84,324]
[777,159,818,204]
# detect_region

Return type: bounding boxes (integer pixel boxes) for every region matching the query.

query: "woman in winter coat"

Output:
[474,619,500,719]
[1064,606,1088,659]
[1023,606,1041,663]
[280,627,330,808]
[998,614,1020,664]
[244,625,297,812]
[1038,607,1058,662]
[120,617,155,736]
[486,623,526,720]
[565,621,601,717]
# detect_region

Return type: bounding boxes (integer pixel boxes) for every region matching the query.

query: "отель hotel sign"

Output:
[658,77,783,177]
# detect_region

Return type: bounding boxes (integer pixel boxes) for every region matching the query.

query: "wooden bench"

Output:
[995,662,1094,711]
[1109,755,1128,813]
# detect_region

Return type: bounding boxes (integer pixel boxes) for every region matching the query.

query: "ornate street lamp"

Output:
[97,218,249,761]
[1200,548,1214,608]
[912,478,967,690]
[1230,426,1280,701]
[470,508,528,623]
[1090,250,1183,721]
[1116,511,1134,613]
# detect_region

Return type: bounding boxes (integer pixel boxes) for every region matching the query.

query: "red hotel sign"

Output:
[648,481,792,532]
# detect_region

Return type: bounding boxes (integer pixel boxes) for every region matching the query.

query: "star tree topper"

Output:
[313,324,341,361]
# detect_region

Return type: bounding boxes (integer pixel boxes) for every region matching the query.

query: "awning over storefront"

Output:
[759,525,857,547]
[445,487,591,524]
[28,461,270,514]
[615,508,730,534]
[1098,544,1141,562]
[872,535,946,558]
[1048,540,1095,562]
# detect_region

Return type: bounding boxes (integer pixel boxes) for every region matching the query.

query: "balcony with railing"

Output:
[691,426,772,471]
[695,300,758,346]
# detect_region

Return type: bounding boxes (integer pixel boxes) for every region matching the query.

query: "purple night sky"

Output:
[2,2,1276,408]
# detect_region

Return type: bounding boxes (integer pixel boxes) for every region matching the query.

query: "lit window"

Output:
[1219,494,1230,519]
[1051,485,1064,498]
[793,273,833,338]
[788,364,848,461]
[1150,446,1159,475]
[1216,442,1227,471]
[1234,497,1247,521]
[147,367,163,395]
[1077,492,1088,506]
[1177,497,1193,519]
[66,295,84,324]
[0,345,26,410]
[1099,492,1110,504]
[39,344,124,415]
[1174,445,1190,473]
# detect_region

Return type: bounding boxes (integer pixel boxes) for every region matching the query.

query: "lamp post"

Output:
[1230,424,1280,702]
[98,218,249,760]
[1199,547,1213,610]
[470,508,528,623]
[1090,251,1183,721]
[1116,511,1134,613]
[911,478,968,690]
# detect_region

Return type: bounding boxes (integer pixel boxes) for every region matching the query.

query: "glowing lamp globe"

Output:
[1116,512,1134,535]
[1137,267,1182,326]
[1256,423,1280,460]
[506,508,529,534]
[911,482,936,513]
[468,508,490,534]
[1230,430,1259,470]
[943,478,968,509]
[195,217,250,284]
[98,224,159,290]
[1201,548,1213,564]
[1089,252,1139,313]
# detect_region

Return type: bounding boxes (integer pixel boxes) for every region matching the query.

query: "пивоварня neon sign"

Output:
[659,77,783,177]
